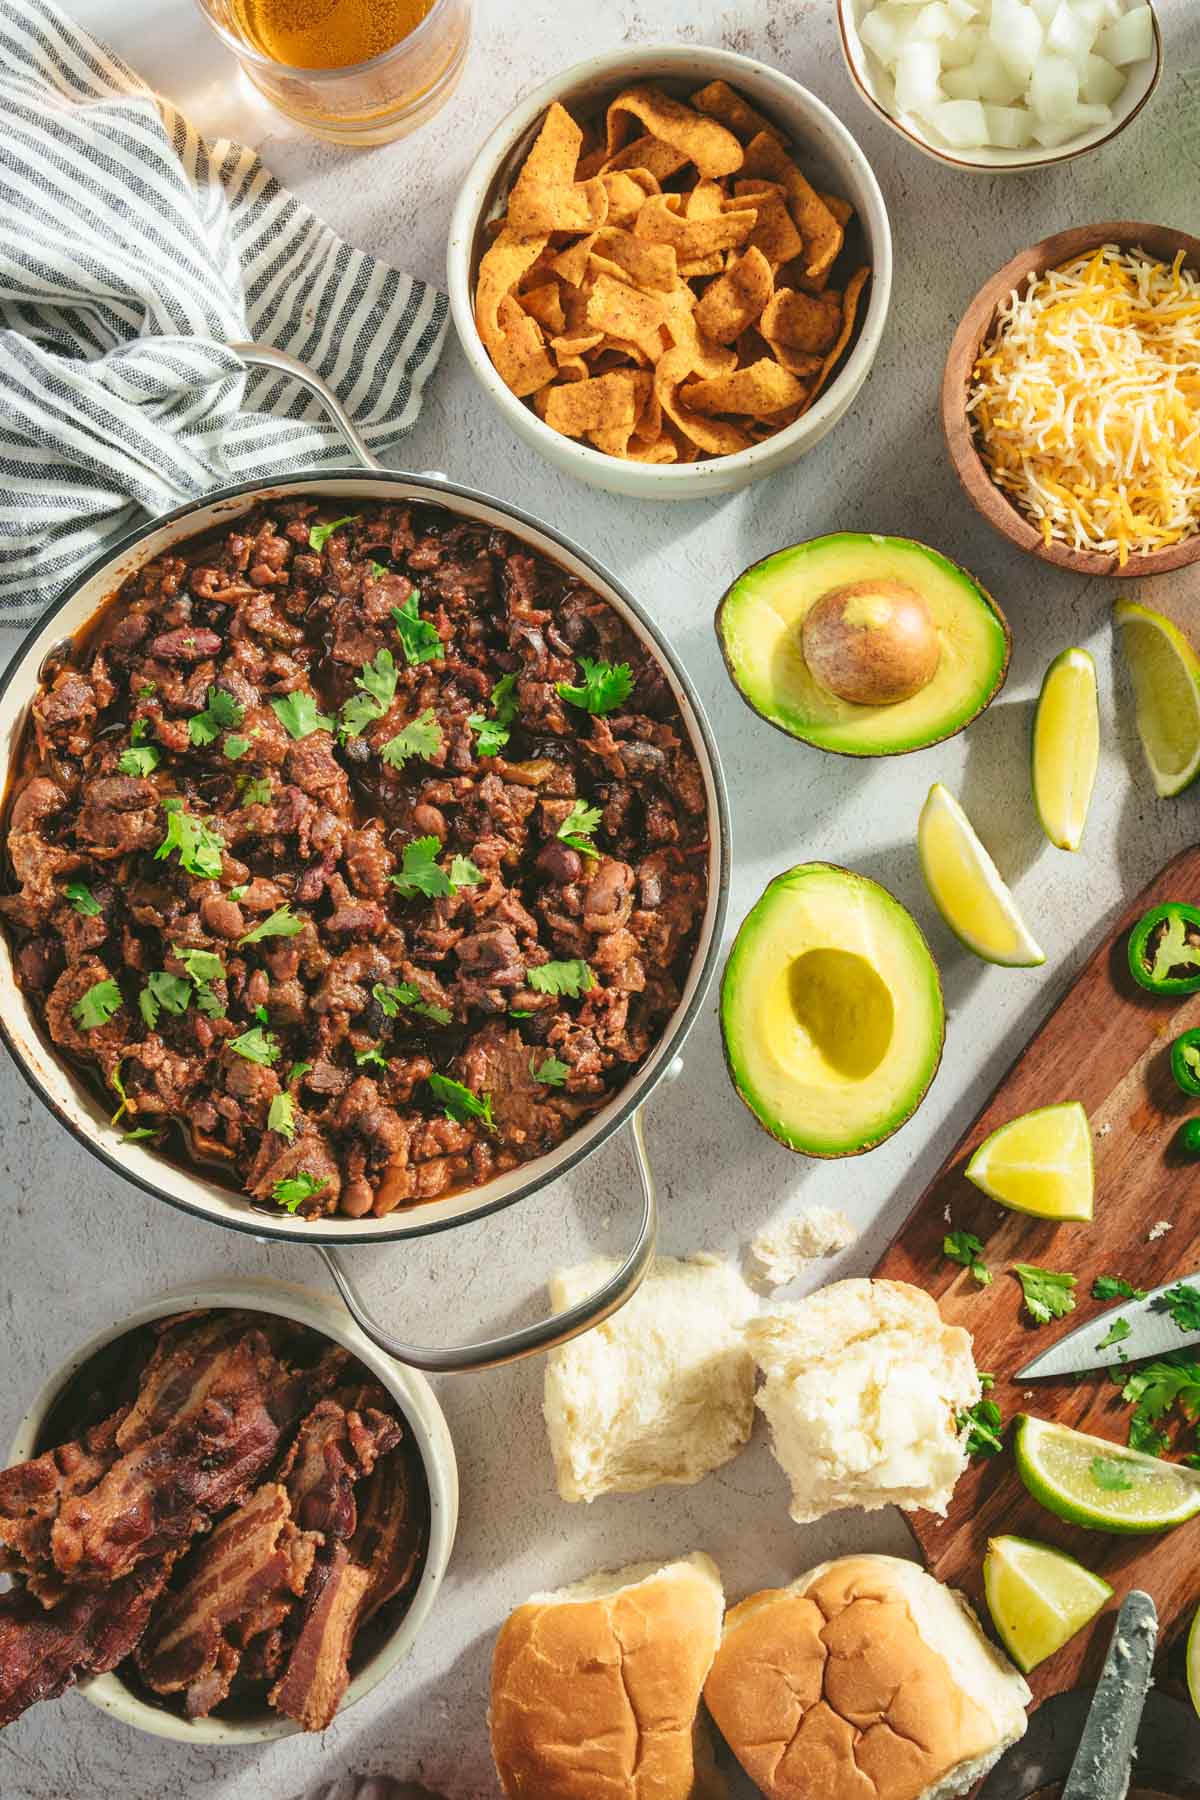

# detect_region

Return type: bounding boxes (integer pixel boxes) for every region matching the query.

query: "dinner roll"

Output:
[747,1277,979,1522]
[543,1253,755,1502]
[704,1555,1030,1800]
[489,1553,727,1799]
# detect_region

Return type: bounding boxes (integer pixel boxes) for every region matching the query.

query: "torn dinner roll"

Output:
[748,1278,978,1523]
[704,1555,1029,1800]
[489,1553,727,1799]
[747,1204,858,1289]
[543,1253,755,1503]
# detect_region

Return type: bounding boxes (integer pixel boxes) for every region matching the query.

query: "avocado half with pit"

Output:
[722,863,944,1157]
[716,532,1010,756]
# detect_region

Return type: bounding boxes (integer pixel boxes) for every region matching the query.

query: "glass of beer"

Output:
[194,0,472,143]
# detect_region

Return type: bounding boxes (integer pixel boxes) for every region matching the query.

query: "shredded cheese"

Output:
[968,245,1200,566]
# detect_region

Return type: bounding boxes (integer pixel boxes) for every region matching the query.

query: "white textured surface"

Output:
[3,1,1200,1793]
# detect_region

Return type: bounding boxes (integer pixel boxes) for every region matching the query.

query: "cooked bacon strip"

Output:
[51,1390,294,1585]
[136,1483,318,1717]
[0,1556,170,1727]
[280,1390,401,1540]
[269,1542,372,1732]
[353,1446,426,1629]
[115,1313,274,1449]
[0,1410,126,1582]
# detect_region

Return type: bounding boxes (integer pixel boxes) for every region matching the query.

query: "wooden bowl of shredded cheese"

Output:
[943,221,1200,576]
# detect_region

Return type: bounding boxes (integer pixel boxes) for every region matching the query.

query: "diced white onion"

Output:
[924,97,990,143]
[855,0,1137,153]
[1097,4,1153,66]
[1080,51,1124,103]
[1029,53,1080,118]
[983,102,1037,145]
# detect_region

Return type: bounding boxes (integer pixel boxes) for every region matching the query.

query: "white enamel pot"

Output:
[0,349,731,1373]
[6,1278,458,1744]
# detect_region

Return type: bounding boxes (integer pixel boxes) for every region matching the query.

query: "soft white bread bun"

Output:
[490,1553,727,1799]
[747,1278,979,1523]
[543,1253,755,1503]
[704,1555,1030,1800]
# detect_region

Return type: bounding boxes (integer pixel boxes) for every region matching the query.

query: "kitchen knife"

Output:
[1016,1270,1200,1380]
[1061,1589,1158,1800]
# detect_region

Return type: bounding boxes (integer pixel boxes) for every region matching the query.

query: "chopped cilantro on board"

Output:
[1014,1263,1077,1326]
[943,1230,991,1287]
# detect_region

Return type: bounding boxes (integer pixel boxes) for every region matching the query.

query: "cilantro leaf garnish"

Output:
[557,656,634,715]
[355,1047,388,1070]
[137,681,156,698]
[188,686,244,748]
[428,1073,495,1131]
[223,735,251,761]
[1014,1263,1077,1325]
[556,798,602,859]
[1091,1456,1135,1492]
[467,673,519,757]
[155,799,225,880]
[171,945,225,984]
[448,855,483,889]
[238,774,273,807]
[368,560,389,582]
[390,836,451,900]
[340,647,398,739]
[371,981,452,1026]
[238,905,304,947]
[530,1053,570,1087]
[118,743,160,777]
[72,977,122,1031]
[467,712,510,757]
[194,984,226,1019]
[65,882,101,917]
[943,1229,991,1287]
[122,1127,159,1143]
[381,708,442,770]
[308,514,359,553]
[145,970,192,1019]
[1093,1275,1148,1302]
[268,1091,297,1141]
[228,1025,280,1065]
[271,690,334,740]
[227,884,249,903]
[1158,1282,1200,1333]
[527,959,594,998]
[1097,1316,1132,1350]
[957,1396,1005,1458]
[390,591,444,666]
[273,1172,328,1212]
[288,1061,312,1085]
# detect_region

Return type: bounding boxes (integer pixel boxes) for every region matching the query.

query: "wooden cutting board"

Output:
[875,845,1200,1703]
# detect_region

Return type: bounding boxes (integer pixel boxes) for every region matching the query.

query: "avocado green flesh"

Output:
[719,533,1008,756]
[721,863,944,1156]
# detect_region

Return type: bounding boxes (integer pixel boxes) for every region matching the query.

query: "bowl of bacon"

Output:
[0,1280,457,1743]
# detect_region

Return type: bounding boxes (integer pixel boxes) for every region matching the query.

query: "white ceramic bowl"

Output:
[447,44,893,499]
[6,1279,458,1744]
[836,0,1162,173]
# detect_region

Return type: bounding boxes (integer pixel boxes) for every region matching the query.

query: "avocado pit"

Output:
[801,579,941,706]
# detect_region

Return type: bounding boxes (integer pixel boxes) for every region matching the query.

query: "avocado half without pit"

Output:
[716,533,1010,756]
[722,864,944,1157]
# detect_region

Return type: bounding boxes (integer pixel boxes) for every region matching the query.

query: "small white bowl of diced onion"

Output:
[837,0,1161,171]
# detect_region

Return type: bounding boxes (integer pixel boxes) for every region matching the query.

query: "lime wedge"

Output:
[1032,648,1099,851]
[984,1534,1112,1674]
[1189,1602,1200,1717]
[1115,599,1200,797]
[1014,1415,1200,1534]
[965,1101,1093,1221]
[917,783,1045,966]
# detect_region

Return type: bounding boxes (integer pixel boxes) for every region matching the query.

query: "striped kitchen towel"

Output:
[0,0,449,626]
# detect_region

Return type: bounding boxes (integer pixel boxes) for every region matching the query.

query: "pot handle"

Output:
[314,1107,657,1373]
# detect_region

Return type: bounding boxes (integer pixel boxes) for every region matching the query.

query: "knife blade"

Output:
[1016,1269,1200,1380]
[1061,1589,1158,1800]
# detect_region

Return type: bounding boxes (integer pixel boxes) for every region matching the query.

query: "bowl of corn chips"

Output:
[448,46,892,497]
